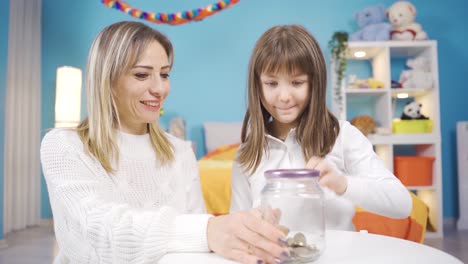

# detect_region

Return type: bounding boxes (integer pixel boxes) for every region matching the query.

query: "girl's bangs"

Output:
[258,43,311,76]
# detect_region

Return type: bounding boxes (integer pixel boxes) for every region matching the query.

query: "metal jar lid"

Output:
[264,169,320,178]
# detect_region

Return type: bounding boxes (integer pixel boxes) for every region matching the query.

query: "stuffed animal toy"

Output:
[401,101,429,120]
[350,4,392,41]
[399,56,433,89]
[386,1,428,41]
[368,78,385,89]
[347,75,385,89]
[348,75,367,89]
[169,117,186,140]
[351,115,377,136]
[392,80,402,88]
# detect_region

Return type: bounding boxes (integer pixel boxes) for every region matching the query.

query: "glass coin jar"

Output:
[260,169,325,263]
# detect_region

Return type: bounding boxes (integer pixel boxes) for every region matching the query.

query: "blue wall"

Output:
[0,0,9,239]
[425,1,468,220]
[41,0,468,219]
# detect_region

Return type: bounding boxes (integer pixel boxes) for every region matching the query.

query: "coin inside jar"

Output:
[291,245,319,259]
[283,232,321,263]
[291,233,306,247]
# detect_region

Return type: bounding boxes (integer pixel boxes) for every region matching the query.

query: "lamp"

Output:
[55,66,82,128]
[353,51,366,58]
[397,93,409,99]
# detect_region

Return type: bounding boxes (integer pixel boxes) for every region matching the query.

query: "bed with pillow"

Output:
[198,122,242,215]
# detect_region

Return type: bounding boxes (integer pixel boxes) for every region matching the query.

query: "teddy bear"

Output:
[351,115,377,136]
[386,1,428,41]
[399,56,433,89]
[401,101,429,120]
[350,4,393,41]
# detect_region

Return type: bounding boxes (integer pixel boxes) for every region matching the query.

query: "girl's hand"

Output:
[306,156,348,195]
[207,210,289,264]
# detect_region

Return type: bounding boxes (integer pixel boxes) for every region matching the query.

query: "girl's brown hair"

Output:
[77,21,174,173]
[237,25,340,174]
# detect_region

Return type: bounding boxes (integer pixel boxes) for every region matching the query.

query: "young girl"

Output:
[230,25,412,231]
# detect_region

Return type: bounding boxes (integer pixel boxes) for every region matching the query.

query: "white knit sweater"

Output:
[40,129,212,263]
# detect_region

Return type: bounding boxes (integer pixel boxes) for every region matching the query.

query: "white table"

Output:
[159,230,463,264]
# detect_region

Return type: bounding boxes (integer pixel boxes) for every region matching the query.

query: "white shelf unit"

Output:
[334,41,443,238]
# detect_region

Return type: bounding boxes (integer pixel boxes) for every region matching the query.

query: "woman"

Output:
[41,21,287,264]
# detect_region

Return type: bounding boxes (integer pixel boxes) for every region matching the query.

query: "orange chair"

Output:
[352,192,429,243]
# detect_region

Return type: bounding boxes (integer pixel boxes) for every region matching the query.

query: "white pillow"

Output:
[203,122,243,153]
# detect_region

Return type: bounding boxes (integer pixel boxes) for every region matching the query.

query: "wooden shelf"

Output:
[346,41,436,59]
[346,88,388,95]
[391,88,433,98]
[368,134,440,145]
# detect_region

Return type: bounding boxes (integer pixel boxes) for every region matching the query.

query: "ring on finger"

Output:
[247,243,254,255]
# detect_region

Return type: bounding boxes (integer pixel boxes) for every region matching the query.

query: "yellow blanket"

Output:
[198,144,239,215]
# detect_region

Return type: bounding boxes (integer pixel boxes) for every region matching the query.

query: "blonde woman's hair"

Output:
[237,24,340,174]
[77,21,174,173]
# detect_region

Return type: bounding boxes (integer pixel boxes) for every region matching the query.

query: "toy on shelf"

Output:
[368,78,385,89]
[391,80,402,88]
[393,101,433,133]
[350,4,392,41]
[348,75,385,89]
[399,56,433,89]
[169,117,186,140]
[401,101,429,120]
[386,1,428,41]
[351,115,376,136]
[348,75,369,89]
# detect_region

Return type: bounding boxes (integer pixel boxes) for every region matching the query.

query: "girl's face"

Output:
[260,71,310,131]
[113,41,171,134]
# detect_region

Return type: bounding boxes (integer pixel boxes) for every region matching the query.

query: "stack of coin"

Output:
[281,231,320,263]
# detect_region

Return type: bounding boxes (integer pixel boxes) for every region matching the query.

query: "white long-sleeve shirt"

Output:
[230,120,412,231]
[40,129,211,263]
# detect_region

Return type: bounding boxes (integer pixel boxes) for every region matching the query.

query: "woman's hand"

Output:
[306,156,348,195]
[207,210,289,264]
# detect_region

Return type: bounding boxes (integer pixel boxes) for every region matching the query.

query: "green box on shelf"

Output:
[392,120,433,134]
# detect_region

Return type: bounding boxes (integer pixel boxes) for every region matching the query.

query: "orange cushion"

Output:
[201,143,239,160]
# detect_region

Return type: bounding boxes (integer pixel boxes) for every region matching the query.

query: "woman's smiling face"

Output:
[113,40,171,134]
